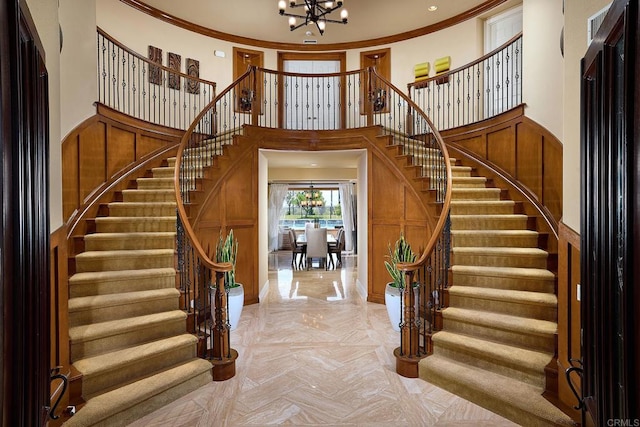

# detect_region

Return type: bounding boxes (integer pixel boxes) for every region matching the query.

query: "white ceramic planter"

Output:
[385,283,419,332]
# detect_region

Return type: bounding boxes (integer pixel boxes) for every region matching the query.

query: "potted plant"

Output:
[213,229,244,331]
[384,234,418,332]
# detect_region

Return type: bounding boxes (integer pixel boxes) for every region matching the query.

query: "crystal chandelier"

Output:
[278,1,348,36]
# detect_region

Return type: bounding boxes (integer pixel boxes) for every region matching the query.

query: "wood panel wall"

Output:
[441,105,563,224]
[557,221,581,421]
[367,148,430,304]
[62,103,184,222]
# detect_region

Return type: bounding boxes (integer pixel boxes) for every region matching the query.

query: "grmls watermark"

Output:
[607,420,640,427]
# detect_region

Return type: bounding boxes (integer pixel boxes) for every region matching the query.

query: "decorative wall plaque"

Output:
[186,58,200,94]
[168,52,181,90]
[148,45,162,85]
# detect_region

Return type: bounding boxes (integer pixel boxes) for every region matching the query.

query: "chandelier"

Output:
[300,185,323,215]
[278,1,348,36]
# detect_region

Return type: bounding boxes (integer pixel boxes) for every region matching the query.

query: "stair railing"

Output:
[97,28,216,130]
[174,65,452,378]
[407,32,523,132]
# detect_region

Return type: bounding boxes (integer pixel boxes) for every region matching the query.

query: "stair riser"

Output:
[69,296,179,327]
[450,204,515,215]
[451,271,555,293]
[423,167,471,178]
[452,252,548,269]
[451,218,529,231]
[76,253,174,273]
[451,190,501,200]
[451,234,539,248]
[71,318,186,360]
[82,343,196,399]
[442,318,555,353]
[136,179,175,189]
[95,220,176,233]
[151,168,175,178]
[69,274,175,298]
[84,236,175,251]
[108,205,177,217]
[122,192,175,203]
[433,345,545,389]
[448,294,557,322]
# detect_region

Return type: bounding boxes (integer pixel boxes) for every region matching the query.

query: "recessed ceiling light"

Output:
[310,163,318,167]
[428,5,438,12]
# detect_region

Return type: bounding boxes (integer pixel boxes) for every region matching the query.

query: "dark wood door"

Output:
[580,0,640,425]
[0,0,51,424]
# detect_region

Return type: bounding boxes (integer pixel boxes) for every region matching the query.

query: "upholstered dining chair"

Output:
[328,228,345,269]
[305,227,328,270]
[289,229,306,269]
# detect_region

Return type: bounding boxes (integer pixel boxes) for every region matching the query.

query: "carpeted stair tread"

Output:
[432,331,553,378]
[121,189,175,203]
[73,334,198,399]
[452,247,548,269]
[151,166,175,177]
[69,310,186,345]
[75,249,174,272]
[419,355,575,427]
[450,214,529,230]
[83,232,175,251]
[451,176,487,187]
[63,358,213,427]
[69,268,175,292]
[451,187,502,200]
[443,307,557,337]
[451,229,539,247]
[94,216,176,233]
[450,200,515,215]
[449,285,557,307]
[452,264,555,280]
[68,288,180,326]
[106,202,176,217]
[135,177,175,189]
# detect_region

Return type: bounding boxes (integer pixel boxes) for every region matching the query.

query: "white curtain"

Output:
[268,184,289,252]
[338,183,356,252]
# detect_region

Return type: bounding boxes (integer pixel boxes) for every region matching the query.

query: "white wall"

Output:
[59,0,97,139]
[259,152,269,298]
[96,0,484,92]
[24,0,62,229]
[522,0,564,142]
[562,0,610,232]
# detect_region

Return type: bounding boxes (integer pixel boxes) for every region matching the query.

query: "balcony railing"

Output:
[97,28,216,130]
[408,33,523,131]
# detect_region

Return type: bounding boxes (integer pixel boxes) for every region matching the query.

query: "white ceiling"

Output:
[140,0,505,45]
[262,149,363,169]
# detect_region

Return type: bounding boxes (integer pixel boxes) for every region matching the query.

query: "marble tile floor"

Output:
[129,252,519,426]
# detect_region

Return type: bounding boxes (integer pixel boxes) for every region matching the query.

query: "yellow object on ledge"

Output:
[434,56,451,74]
[413,62,430,79]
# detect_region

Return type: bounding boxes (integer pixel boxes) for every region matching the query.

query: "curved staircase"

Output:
[419,162,575,427]
[65,157,212,426]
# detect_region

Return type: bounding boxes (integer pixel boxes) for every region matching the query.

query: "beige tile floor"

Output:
[130,252,518,426]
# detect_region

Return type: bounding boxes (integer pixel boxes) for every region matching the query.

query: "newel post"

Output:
[394,269,427,378]
[250,66,260,125]
[209,270,238,381]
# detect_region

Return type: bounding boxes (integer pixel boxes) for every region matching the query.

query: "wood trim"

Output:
[556,221,581,422]
[119,0,508,51]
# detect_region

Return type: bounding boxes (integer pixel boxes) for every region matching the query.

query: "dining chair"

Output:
[328,228,345,269]
[305,227,328,270]
[289,229,306,269]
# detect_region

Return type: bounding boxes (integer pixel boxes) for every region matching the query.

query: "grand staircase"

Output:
[64,157,212,426]
[419,162,575,427]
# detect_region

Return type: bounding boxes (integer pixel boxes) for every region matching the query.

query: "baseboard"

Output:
[259,279,270,301]
[356,278,367,300]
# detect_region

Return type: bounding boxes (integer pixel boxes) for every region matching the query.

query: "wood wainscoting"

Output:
[62,103,184,223]
[557,221,581,422]
[440,104,562,224]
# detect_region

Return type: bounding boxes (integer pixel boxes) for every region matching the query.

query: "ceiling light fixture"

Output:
[278,0,348,36]
[428,5,438,12]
